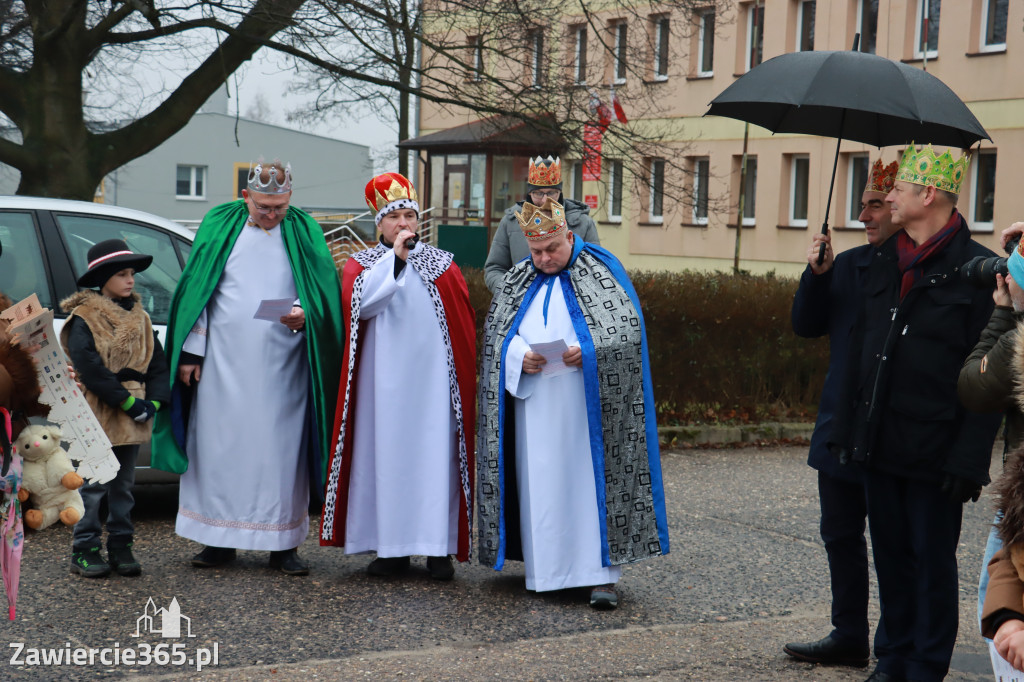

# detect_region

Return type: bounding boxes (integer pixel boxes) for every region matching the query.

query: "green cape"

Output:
[151,200,343,479]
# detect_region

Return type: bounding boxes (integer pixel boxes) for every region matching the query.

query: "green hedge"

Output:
[461,267,828,425]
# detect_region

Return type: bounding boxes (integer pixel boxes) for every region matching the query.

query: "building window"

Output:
[746,3,764,71]
[568,161,584,201]
[981,0,1008,51]
[972,150,997,231]
[653,16,670,80]
[649,158,665,222]
[857,0,879,54]
[176,165,206,199]
[698,9,715,77]
[914,0,940,59]
[608,160,623,221]
[468,36,483,81]
[572,26,587,84]
[848,154,870,225]
[693,157,710,225]
[797,1,815,51]
[613,22,628,83]
[740,156,757,225]
[530,31,544,88]
[790,155,809,226]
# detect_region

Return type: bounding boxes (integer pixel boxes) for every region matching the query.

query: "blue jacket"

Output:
[791,243,877,481]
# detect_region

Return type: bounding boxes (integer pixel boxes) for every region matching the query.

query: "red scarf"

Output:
[896,211,961,299]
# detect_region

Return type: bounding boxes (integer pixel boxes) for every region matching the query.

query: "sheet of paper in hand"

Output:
[528,339,577,377]
[0,295,119,484]
[253,298,295,322]
[990,640,1024,681]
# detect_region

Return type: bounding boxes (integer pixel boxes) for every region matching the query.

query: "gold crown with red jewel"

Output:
[527,156,561,188]
[865,159,898,194]
[365,172,420,225]
[515,198,567,242]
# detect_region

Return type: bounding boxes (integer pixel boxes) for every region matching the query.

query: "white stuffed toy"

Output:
[15,424,85,530]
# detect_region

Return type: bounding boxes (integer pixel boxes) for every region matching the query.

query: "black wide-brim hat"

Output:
[76,239,153,288]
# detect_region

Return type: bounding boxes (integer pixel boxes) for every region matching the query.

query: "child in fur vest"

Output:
[59,239,170,578]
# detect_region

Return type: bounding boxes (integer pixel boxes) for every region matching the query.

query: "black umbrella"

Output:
[706,44,990,261]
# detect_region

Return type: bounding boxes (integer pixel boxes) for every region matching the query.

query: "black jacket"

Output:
[832,215,1003,485]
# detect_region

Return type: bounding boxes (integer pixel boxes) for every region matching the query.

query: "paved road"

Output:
[3,445,1001,680]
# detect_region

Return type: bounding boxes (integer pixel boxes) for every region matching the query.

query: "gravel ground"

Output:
[1,445,1000,680]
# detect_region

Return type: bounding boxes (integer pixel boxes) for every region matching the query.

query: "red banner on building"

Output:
[582,123,603,182]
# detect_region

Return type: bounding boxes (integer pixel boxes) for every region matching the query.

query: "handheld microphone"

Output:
[404,234,419,251]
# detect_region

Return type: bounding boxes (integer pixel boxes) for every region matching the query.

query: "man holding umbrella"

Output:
[785,158,898,669]
[831,143,1002,682]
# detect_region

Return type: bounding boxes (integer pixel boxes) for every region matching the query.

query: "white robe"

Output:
[504,278,621,591]
[176,221,311,551]
[344,247,459,557]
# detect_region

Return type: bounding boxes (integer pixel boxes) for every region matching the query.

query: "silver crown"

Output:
[247,159,293,194]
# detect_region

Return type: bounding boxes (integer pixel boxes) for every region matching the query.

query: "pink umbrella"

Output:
[0,407,23,621]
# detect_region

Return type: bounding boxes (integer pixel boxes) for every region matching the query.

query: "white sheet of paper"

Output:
[253,298,295,322]
[529,339,577,377]
[990,640,1024,681]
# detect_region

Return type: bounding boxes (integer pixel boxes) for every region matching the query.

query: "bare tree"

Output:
[0,0,307,199]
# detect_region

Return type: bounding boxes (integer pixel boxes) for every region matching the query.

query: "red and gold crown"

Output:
[514,198,567,242]
[866,159,898,194]
[527,156,561,188]
[365,172,420,225]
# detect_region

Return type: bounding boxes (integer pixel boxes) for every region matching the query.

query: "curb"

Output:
[658,422,815,447]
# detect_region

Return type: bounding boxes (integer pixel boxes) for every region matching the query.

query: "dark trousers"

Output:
[865,468,963,682]
[818,470,869,648]
[72,444,139,551]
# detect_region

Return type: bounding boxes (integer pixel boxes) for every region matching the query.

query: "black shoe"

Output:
[107,542,141,577]
[865,671,906,682]
[426,555,455,581]
[191,546,236,568]
[269,549,309,576]
[589,584,618,610]
[783,635,869,668]
[367,556,410,576]
[70,547,111,578]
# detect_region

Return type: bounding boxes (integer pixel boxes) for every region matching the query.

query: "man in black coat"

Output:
[832,144,1002,682]
[784,159,898,668]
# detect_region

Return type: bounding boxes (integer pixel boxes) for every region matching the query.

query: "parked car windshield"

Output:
[55,213,183,324]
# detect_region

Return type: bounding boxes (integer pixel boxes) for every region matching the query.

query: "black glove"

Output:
[939,472,982,504]
[123,398,156,423]
[837,448,851,466]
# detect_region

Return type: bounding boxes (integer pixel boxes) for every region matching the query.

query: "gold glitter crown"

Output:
[866,159,898,194]
[515,198,567,242]
[895,143,970,195]
[528,156,561,187]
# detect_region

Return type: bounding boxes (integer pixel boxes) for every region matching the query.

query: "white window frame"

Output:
[971,149,997,233]
[740,156,757,226]
[697,9,715,77]
[568,161,583,201]
[614,22,628,84]
[176,164,207,200]
[693,157,710,225]
[573,26,587,84]
[856,0,878,54]
[847,154,870,227]
[530,32,544,88]
[608,160,623,222]
[745,3,764,72]
[980,0,1008,52]
[789,155,810,227]
[653,16,670,81]
[470,36,483,81]
[797,0,815,52]
[649,158,665,223]
[913,0,939,60]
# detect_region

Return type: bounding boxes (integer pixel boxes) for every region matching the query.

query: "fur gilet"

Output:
[59,291,154,446]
